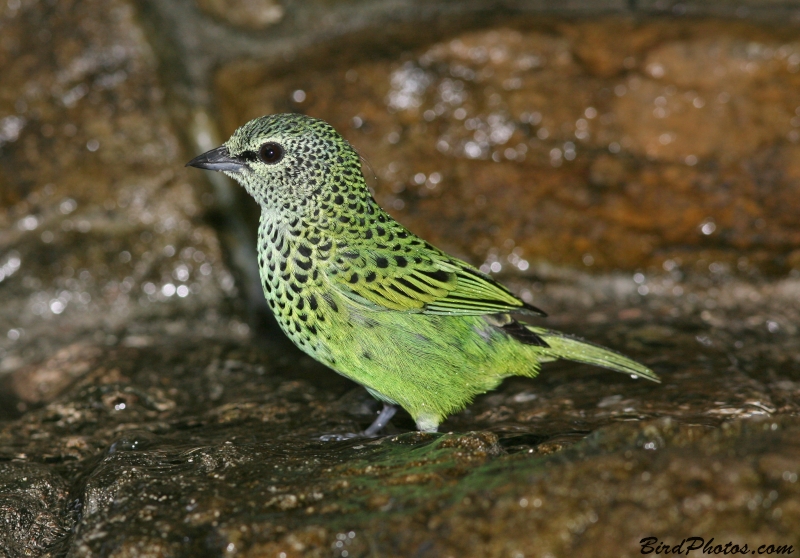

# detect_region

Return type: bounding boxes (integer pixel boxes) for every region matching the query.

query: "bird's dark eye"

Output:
[258,142,284,164]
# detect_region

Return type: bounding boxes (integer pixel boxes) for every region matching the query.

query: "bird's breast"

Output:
[256,218,342,360]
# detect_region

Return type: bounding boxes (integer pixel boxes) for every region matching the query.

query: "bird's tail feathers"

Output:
[528,327,660,383]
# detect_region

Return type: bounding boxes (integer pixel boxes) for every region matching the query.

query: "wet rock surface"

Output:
[0,0,235,397]
[1,312,799,556]
[195,0,284,30]
[1,0,800,556]
[0,461,71,557]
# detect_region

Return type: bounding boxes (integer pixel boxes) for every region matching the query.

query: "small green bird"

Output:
[188,113,658,436]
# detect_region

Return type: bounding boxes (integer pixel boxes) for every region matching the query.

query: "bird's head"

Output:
[187,113,365,217]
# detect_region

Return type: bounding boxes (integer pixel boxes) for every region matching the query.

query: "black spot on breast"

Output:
[297,298,305,310]
[295,272,308,283]
[298,245,312,257]
[295,258,313,271]
[376,257,388,268]
[376,227,385,237]
[308,294,318,310]
[394,256,407,267]
[349,273,359,284]
[362,351,372,360]
[364,230,373,239]
[334,195,344,204]
[365,271,376,282]
[319,240,332,252]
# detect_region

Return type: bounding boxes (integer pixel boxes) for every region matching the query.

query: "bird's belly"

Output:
[263,283,533,421]
[316,302,529,414]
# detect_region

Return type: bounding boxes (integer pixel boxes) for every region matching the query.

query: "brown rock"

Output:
[215,20,800,273]
[0,0,232,358]
[195,0,284,30]
[9,343,102,405]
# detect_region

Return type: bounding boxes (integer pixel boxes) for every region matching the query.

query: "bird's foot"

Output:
[319,403,398,441]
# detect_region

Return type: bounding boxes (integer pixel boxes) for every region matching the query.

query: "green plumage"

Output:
[188,113,658,433]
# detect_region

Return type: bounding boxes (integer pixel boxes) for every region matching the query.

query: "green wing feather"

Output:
[325,233,545,317]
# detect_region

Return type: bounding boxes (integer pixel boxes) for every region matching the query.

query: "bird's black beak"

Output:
[186,146,247,173]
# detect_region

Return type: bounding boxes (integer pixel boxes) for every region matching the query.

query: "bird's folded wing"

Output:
[325,246,545,316]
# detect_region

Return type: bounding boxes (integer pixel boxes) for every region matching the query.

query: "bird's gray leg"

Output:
[363,403,397,437]
[319,403,398,441]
